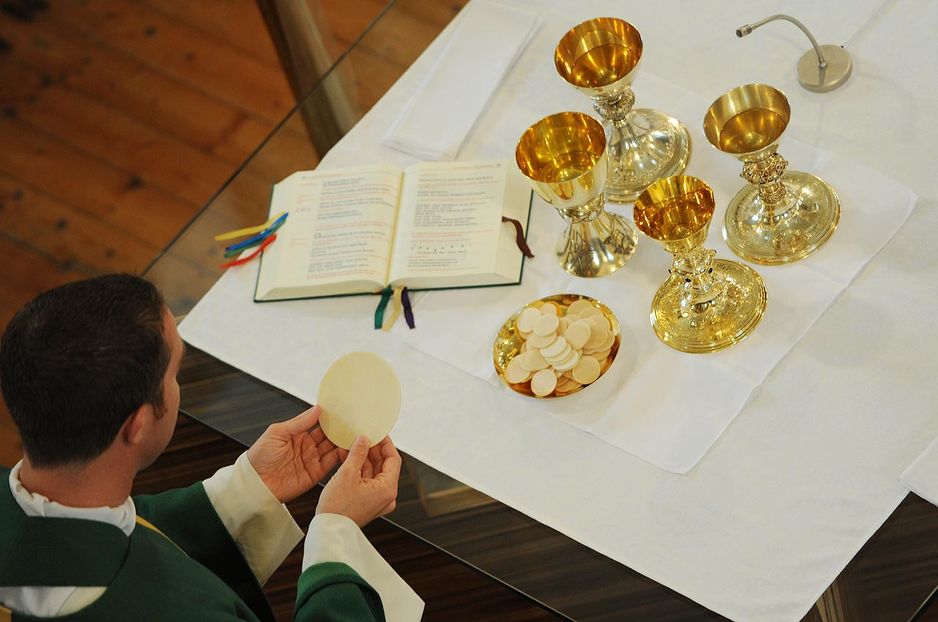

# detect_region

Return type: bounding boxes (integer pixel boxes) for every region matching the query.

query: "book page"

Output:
[388,161,507,284]
[269,165,402,289]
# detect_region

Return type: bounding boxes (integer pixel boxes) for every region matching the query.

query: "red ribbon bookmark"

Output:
[220,234,278,269]
[502,216,534,258]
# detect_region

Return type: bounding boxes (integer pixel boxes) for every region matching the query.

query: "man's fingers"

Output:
[377,437,402,477]
[367,445,384,474]
[309,426,327,445]
[378,436,400,461]
[378,450,402,479]
[337,435,369,475]
[319,446,340,473]
[315,436,336,455]
[286,405,321,435]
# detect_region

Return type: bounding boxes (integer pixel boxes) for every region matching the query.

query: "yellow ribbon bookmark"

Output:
[214,211,286,241]
[381,287,405,332]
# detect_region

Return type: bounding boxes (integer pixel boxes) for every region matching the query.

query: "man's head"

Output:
[0,274,182,469]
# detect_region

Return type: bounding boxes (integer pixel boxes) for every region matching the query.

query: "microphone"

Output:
[734,14,852,93]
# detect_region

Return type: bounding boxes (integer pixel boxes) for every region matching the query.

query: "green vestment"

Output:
[0,468,385,621]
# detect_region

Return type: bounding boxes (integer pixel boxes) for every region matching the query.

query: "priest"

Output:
[0,274,423,620]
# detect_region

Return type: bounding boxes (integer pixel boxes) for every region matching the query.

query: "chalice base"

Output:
[723,171,840,265]
[557,211,637,278]
[604,108,692,203]
[650,259,766,353]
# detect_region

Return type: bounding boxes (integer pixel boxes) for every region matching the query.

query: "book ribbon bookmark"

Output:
[215,212,287,241]
[215,212,288,269]
[374,286,415,331]
[501,216,534,258]
[220,235,277,269]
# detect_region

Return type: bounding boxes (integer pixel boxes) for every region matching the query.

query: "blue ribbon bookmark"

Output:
[224,213,288,253]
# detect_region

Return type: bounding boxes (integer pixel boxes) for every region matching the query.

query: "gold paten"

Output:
[634,176,767,353]
[493,294,620,398]
[516,111,636,278]
[703,83,840,265]
[555,17,691,203]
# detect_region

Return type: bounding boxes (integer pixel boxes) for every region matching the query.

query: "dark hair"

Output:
[0,274,170,467]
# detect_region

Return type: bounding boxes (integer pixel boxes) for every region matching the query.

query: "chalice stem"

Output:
[672,248,721,305]
[742,152,790,223]
[593,88,635,123]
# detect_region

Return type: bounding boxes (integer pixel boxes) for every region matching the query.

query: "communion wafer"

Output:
[557,316,570,335]
[595,330,616,352]
[577,305,603,319]
[533,313,560,336]
[566,299,595,316]
[528,332,558,349]
[516,307,541,334]
[505,355,532,384]
[564,320,591,350]
[587,347,611,362]
[571,356,601,384]
[552,349,581,372]
[520,349,549,372]
[586,313,610,331]
[530,368,557,397]
[584,321,609,350]
[544,345,572,367]
[317,352,400,450]
[540,335,569,359]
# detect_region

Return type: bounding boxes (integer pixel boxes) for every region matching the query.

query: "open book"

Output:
[254,160,533,302]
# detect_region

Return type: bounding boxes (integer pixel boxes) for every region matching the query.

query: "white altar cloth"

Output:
[180,1,938,620]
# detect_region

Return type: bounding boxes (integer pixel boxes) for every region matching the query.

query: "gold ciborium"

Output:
[555,17,691,203]
[516,111,637,278]
[634,176,766,353]
[703,83,840,264]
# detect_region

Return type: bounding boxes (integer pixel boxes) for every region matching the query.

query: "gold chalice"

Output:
[555,17,691,203]
[703,83,840,264]
[516,111,637,278]
[634,176,766,353]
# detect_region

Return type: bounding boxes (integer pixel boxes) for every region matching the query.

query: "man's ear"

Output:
[120,404,153,448]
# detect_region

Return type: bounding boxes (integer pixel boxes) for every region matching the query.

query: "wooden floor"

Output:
[0,0,391,466]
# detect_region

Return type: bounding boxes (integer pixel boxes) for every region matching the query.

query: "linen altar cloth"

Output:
[385,87,915,474]
[180,1,938,620]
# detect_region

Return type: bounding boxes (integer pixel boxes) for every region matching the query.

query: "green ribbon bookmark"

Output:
[374,286,394,330]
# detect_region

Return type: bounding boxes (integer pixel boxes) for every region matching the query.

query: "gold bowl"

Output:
[493,294,620,398]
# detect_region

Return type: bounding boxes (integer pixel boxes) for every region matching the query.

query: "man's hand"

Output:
[247,406,340,503]
[316,435,401,527]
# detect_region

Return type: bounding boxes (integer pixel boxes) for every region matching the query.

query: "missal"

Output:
[254,160,533,301]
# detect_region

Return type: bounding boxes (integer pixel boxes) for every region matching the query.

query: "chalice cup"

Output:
[516,111,637,278]
[634,176,767,353]
[555,17,691,203]
[703,83,840,264]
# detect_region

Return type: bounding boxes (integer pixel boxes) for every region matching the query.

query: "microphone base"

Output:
[797,44,852,92]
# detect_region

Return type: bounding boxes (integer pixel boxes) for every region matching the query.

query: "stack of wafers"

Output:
[503,298,617,397]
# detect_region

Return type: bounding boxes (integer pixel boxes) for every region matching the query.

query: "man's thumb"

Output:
[341,435,370,472]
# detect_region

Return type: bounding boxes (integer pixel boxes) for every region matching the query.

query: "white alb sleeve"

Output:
[304,513,425,622]
[202,452,304,584]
